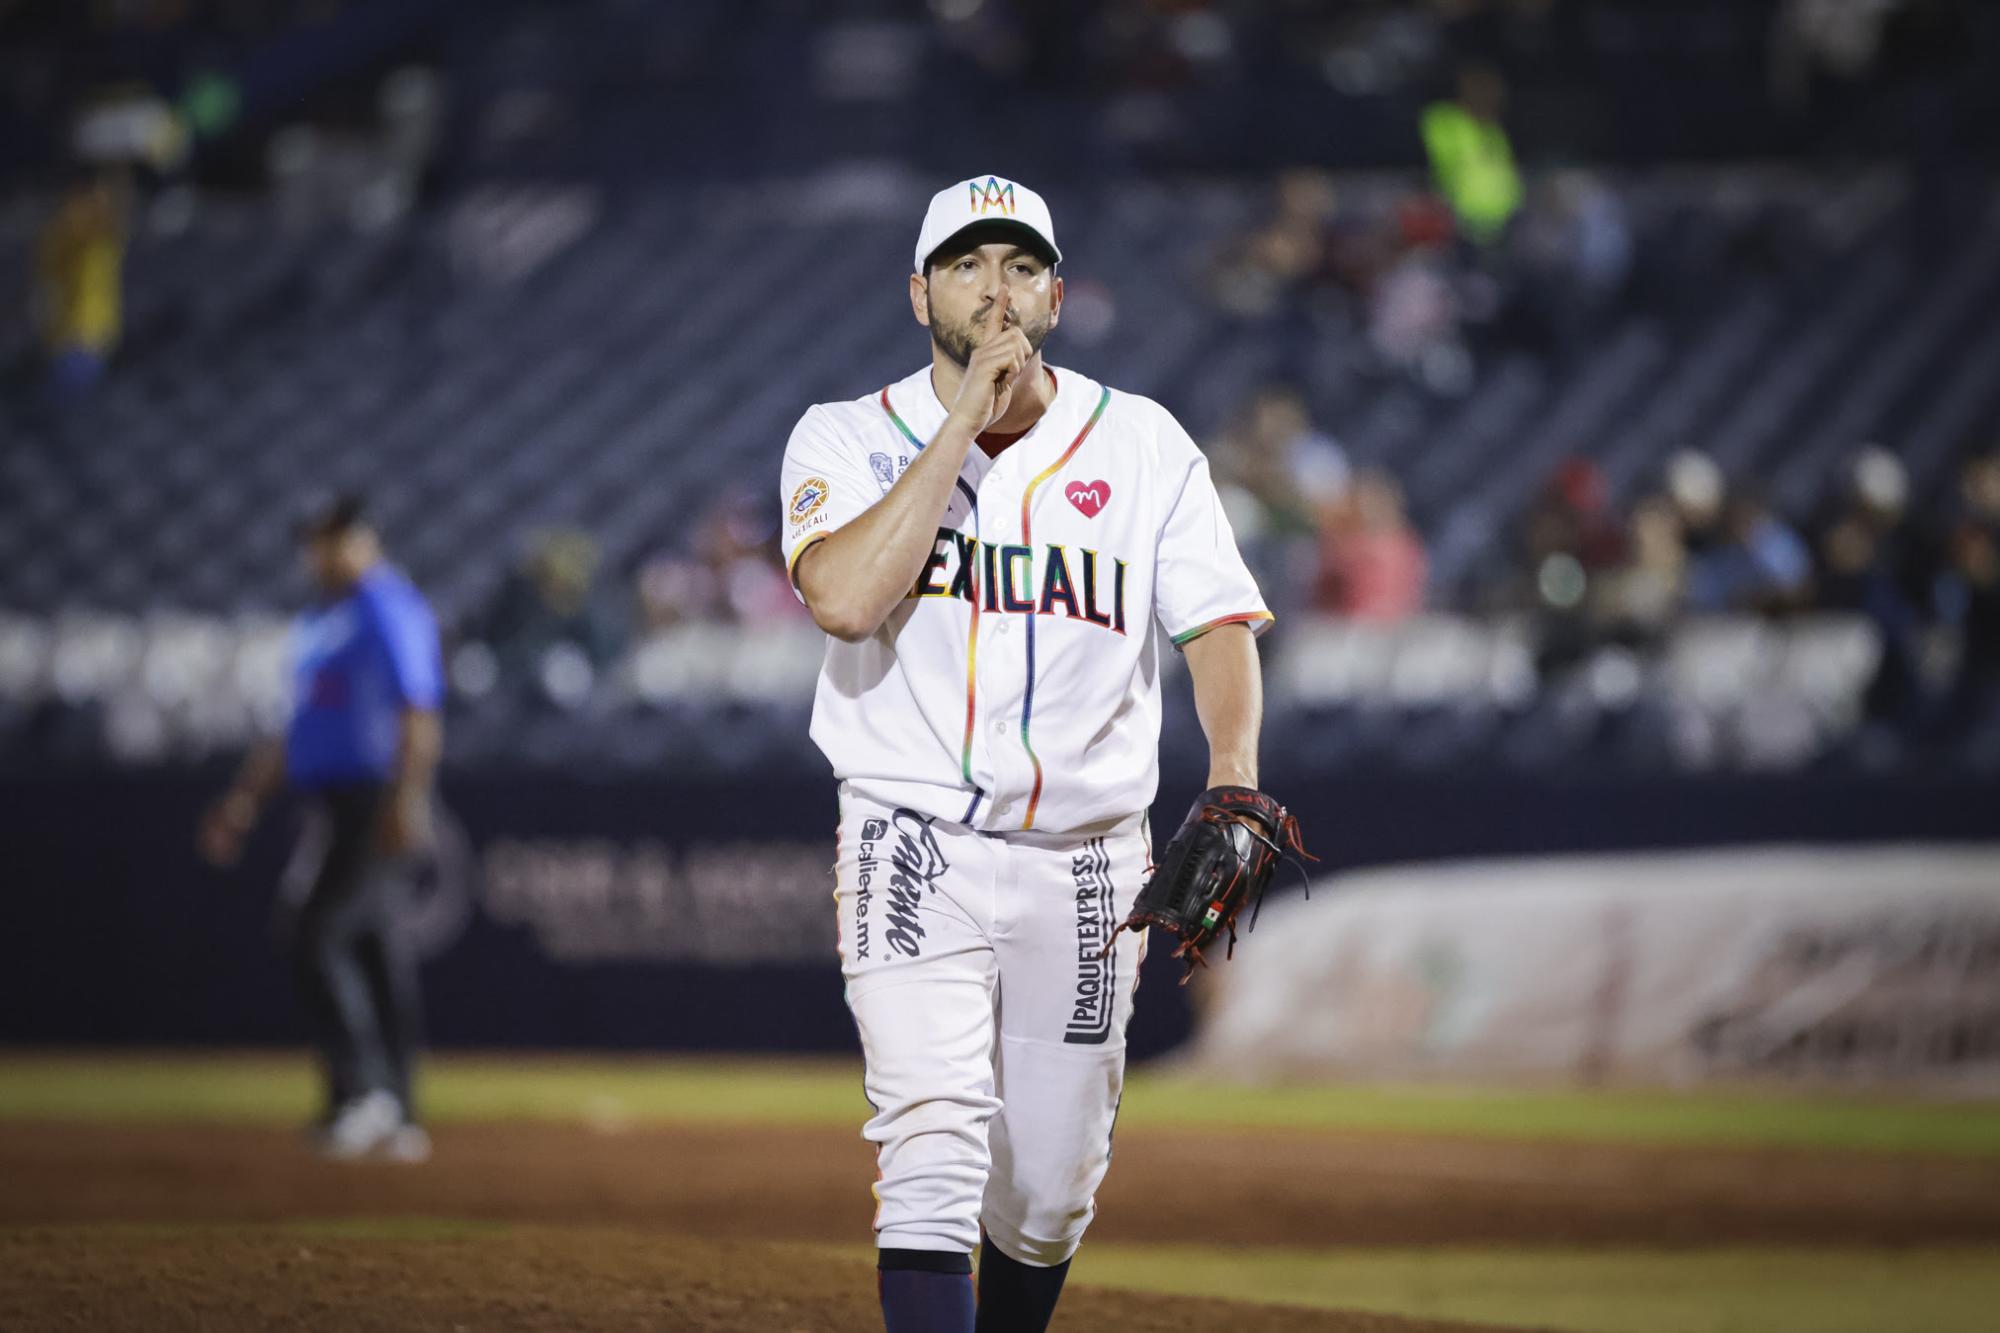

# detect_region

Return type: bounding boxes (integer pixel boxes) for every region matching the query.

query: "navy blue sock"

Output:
[878,1248,975,1333]
[974,1236,1071,1333]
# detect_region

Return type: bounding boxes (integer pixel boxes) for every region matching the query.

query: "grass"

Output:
[1068,1244,2000,1333]
[3,1050,1998,1157]
[1115,1076,2000,1157]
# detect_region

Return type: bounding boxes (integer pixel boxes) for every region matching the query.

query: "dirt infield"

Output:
[0,1227,1514,1333]
[6,1119,1999,1330]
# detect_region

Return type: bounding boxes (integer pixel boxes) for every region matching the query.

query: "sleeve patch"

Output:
[789,476,831,525]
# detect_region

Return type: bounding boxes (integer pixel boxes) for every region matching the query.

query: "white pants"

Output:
[835,784,1149,1267]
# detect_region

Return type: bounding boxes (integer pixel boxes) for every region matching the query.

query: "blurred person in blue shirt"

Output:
[1688,492,1814,615]
[199,495,443,1162]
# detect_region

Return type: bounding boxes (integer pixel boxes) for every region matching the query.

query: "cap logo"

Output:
[968,177,1017,217]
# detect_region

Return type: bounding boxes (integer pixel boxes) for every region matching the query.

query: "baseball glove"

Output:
[1107,786,1312,983]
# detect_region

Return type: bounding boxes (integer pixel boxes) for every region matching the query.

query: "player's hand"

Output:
[946,288,1032,437]
[377,792,432,857]
[197,791,256,868]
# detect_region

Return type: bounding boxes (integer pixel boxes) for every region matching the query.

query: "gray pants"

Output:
[281,784,424,1119]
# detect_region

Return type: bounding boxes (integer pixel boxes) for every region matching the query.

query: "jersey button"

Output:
[991,720,1006,736]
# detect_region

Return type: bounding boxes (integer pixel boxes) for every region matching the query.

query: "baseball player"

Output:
[780,176,1293,1332]
[198,494,442,1161]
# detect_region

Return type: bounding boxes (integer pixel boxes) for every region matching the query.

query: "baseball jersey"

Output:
[286,564,443,789]
[780,364,1271,835]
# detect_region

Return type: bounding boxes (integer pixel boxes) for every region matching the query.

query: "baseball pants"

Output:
[834,783,1149,1267]
[280,783,424,1118]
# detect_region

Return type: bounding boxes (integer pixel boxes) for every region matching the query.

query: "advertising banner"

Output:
[1185,846,2000,1092]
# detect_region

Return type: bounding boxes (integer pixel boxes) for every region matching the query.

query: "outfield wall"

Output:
[1185,847,2000,1093]
[1,770,1994,1061]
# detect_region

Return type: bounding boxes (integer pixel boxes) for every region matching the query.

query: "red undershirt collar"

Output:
[975,368,1060,458]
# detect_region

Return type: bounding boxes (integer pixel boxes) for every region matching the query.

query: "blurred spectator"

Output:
[1211,384,1350,538]
[1207,169,1341,321]
[1935,453,2000,736]
[1313,470,1427,622]
[1547,172,1632,295]
[1814,448,1926,726]
[1421,62,1522,247]
[634,553,717,634]
[34,172,127,402]
[1807,444,1914,563]
[634,490,801,631]
[1210,385,1349,604]
[695,490,799,626]
[1663,447,1729,565]
[1688,492,1814,614]
[476,530,625,701]
[1515,457,1627,669]
[1514,170,1633,351]
[1601,495,1688,642]
[1366,213,1464,382]
[1523,458,1628,576]
[1953,450,2000,531]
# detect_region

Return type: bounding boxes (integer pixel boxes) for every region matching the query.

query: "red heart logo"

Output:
[1065,480,1111,518]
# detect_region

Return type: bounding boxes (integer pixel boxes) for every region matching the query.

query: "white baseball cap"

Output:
[913,174,1062,275]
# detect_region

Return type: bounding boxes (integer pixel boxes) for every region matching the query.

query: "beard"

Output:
[928,294,1054,369]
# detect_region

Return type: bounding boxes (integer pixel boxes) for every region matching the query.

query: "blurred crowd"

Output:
[457,497,806,708]
[1507,444,2000,736]
[1201,56,1641,412]
[439,21,1998,749]
[9,0,1998,778]
[1207,373,2000,748]
[455,337,2000,751]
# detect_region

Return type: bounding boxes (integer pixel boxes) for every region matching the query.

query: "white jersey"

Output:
[779,364,1270,836]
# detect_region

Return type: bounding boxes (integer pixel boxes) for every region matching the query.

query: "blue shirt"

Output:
[286,565,443,788]
[1688,518,1812,612]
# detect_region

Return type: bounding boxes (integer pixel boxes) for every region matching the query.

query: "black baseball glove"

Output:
[1107,786,1312,983]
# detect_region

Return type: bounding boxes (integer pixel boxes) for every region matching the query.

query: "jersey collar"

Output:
[884,362,1094,466]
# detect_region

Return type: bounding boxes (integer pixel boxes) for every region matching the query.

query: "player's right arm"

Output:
[792,302,1029,642]
[198,736,285,867]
